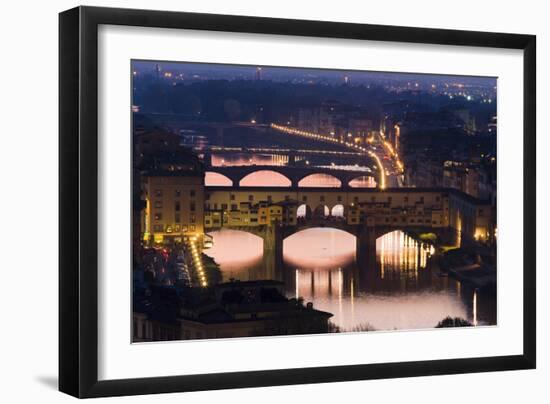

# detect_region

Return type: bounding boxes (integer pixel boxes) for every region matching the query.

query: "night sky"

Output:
[132,60,497,88]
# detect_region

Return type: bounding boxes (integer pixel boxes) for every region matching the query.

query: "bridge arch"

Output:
[298,173,342,188]
[374,227,444,242]
[283,226,357,241]
[205,171,233,186]
[283,227,357,269]
[204,228,264,266]
[239,170,292,187]
[348,175,377,188]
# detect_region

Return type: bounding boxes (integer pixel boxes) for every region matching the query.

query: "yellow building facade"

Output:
[143,174,204,245]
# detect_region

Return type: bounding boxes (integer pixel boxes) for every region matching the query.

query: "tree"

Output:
[435,316,472,328]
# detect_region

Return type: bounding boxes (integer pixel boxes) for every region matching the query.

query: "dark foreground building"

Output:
[133,280,333,342]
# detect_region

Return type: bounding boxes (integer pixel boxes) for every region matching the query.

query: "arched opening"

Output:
[204,171,233,186]
[283,227,356,270]
[349,175,377,188]
[313,204,330,219]
[202,229,264,279]
[298,173,342,188]
[239,170,292,187]
[331,204,345,218]
[296,203,312,219]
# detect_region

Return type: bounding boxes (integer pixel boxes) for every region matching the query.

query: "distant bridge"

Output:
[197,146,365,159]
[204,165,378,189]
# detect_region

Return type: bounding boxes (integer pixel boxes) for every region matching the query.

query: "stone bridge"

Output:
[204,165,378,189]
[207,221,447,269]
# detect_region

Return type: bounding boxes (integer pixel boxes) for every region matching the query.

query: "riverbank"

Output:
[439,247,496,290]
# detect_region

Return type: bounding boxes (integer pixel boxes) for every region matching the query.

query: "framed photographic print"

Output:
[59,6,536,398]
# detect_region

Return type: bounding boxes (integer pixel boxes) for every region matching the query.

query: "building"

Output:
[443,160,496,201]
[203,187,494,245]
[297,107,320,133]
[204,199,298,229]
[142,172,205,245]
[133,281,333,341]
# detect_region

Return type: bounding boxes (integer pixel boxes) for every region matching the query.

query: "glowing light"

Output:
[473,290,478,326]
[368,151,386,189]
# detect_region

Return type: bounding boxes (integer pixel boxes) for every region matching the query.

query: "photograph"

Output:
[131,61,497,342]
[0,1,543,401]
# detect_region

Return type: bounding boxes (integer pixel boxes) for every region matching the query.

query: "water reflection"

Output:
[377,231,435,280]
[204,172,233,186]
[211,153,288,167]
[298,173,341,188]
[284,228,355,269]
[240,170,292,187]
[204,228,495,332]
[204,230,263,278]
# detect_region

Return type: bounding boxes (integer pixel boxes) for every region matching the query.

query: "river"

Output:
[201,152,495,332]
[203,228,496,332]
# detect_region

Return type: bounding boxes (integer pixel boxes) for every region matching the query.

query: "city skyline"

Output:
[132,60,497,93]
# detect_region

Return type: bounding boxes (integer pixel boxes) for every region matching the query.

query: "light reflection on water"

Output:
[298,173,341,188]
[349,176,377,188]
[203,229,263,278]
[204,171,233,186]
[211,154,288,167]
[204,228,494,332]
[240,170,292,187]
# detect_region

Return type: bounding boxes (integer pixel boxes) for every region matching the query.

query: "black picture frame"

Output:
[59,6,536,398]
